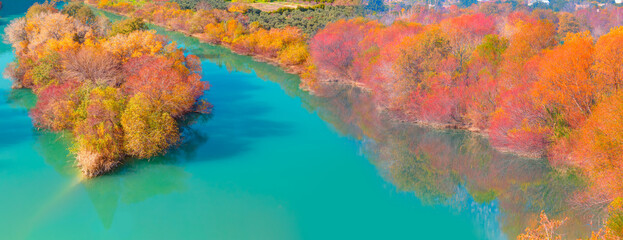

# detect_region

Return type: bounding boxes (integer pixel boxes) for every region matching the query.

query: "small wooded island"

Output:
[4,2,210,177]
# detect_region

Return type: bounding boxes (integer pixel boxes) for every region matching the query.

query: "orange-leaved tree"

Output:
[531,32,596,132]
[572,90,623,204]
[593,26,623,92]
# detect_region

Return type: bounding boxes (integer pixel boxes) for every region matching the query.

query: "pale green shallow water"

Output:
[0,4,592,240]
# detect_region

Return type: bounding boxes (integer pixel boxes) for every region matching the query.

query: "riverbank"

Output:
[87,3,307,75]
[90,5,548,160]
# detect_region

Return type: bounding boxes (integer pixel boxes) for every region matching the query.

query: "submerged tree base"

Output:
[76,150,121,178]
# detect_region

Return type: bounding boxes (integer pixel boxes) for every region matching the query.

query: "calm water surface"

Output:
[0,4,592,239]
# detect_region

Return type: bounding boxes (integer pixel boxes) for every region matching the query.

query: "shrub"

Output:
[110,17,148,36]
[121,93,180,159]
[62,2,96,25]
[62,47,122,86]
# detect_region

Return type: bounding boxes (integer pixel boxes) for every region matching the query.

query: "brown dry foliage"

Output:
[517,211,566,240]
[62,47,123,86]
[76,149,121,178]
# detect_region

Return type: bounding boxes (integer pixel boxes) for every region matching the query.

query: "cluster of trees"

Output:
[4,2,209,177]
[225,24,309,65]
[91,0,314,70]
[575,6,623,37]
[93,0,362,37]
[171,0,231,10]
[301,0,336,4]
[306,5,623,227]
[245,4,362,36]
[172,0,217,9]
[230,0,335,3]
[91,0,137,13]
[88,0,368,78]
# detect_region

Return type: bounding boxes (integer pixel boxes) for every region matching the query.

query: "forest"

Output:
[90,0,364,72]
[18,0,623,238]
[304,5,623,238]
[3,1,210,178]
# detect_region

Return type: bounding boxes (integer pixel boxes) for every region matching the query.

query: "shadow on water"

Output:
[30,128,192,228]
[173,72,294,163]
[80,160,190,228]
[6,89,37,109]
[0,89,36,146]
[190,117,293,162]
[6,88,197,228]
[34,130,79,177]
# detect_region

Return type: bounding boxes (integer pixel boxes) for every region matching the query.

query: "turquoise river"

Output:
[0,2,595,239]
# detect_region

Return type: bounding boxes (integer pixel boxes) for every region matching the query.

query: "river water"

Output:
[0,3,592,239]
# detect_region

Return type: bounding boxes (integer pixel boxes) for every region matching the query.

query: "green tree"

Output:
[62,2,96,24]
[121,93,180,159]
[110,17,148,36]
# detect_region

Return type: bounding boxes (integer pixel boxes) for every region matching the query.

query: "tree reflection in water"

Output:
[304,85,591,239]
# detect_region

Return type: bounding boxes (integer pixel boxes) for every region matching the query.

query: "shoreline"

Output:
[89,4,306,75]
[92,6,543,160]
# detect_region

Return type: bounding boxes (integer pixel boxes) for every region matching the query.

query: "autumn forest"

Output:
[3,0,623,239]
